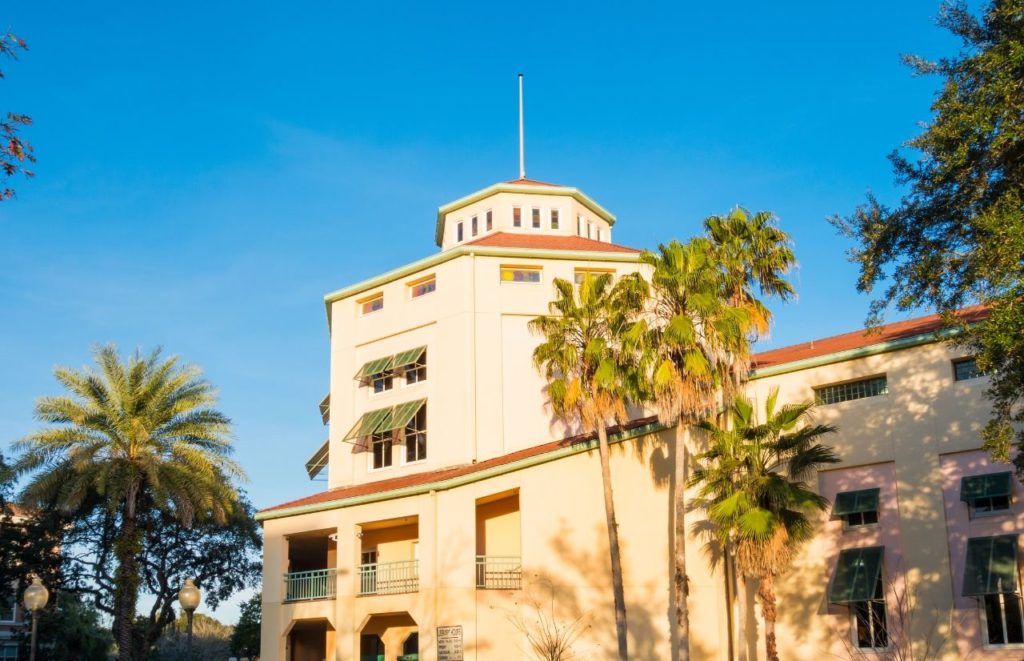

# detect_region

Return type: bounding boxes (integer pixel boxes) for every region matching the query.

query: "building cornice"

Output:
[434,183,617,246]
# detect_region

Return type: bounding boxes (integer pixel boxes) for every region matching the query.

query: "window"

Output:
[574,268,615,285]
[513,207,522,227]
[577,215,584,236]
[0,589,15,622]
[457,221,464,242]
[0,645,17,661]
[833,488,880,529]
[360,294,384,315]
[984,592,1024,646]
[471,215,478,237]
[371,431,393,469]
[587,222,593,239]
[500,267,541,283]
[853,571,889,650]
[962,472,1013,517]
[371,371,394,394]
[964,535,1024,646]
[550,209,559,229]
[409,276,436,299]
[597,227,604,241]
[954,357,984,381]
[532,208,541,228]
[486,210,493,231]
[814,376,888,405]
[404,405,427,463]
[404,349,427,384]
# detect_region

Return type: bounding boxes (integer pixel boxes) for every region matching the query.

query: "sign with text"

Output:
[437,625,464,661]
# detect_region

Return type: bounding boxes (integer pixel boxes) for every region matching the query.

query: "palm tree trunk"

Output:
[673,422,690,660]
[757,575,779,661]
[596,425,629,660]
[114,486,142,661]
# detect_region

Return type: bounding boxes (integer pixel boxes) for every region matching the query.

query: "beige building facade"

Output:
[258,179,1013,660]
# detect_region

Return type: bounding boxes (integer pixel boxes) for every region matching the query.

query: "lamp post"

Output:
[177,578,201,659]
[22,575,49,661]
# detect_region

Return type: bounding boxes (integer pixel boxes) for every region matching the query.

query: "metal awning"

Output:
[833,488,880,517]
[390,399,426,429]
[961,472,1013,503]
[963,535,1019,596]
[829,546,884,604]
[393,346,426,369]
[319,393,330,425]
[304,439,329,480]
[343,407,394,440]
[354,356,395,380]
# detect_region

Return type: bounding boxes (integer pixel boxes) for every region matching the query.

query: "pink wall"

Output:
[940,450,1024,658]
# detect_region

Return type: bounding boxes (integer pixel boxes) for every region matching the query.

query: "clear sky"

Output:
[0,1,962,620]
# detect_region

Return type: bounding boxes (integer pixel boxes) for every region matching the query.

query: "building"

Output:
[257,178,1010,660]
[0,505,29,661]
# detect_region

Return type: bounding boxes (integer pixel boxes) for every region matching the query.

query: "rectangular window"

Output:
[404,405,427,463]
[574,268,615,285]
[833,488,880,529]
[532,208,541,228]
[577,215,584,236]
[0,644,17,661]
[853,571,888,650]
[0,592,15,622]
[371,431,393,470]
[486,210,493,231]
[597,227,604,241]
[471,216,478,237]
[954,357,984,381]
[587,222,593,239]
[550,209,560,229]
[500,267,542,283]
[814,376,888,405]
[360,294,384,316]
[513,207,522,227]
[845,510,879,527]
[457,221,464,242]
[409,276,436,299]
[985,593,1024,646]
[405,349,427,384]
[372,371,394,394]
[962,472,1013,517]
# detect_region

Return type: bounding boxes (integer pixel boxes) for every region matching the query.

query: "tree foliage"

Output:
[230,592,262,660]
[15,593,114,661]
[830,0,1024,469]
[0,31,33,200]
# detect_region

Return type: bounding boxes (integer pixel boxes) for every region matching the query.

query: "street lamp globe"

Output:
[178,579,201,612]
[23,576,49,612]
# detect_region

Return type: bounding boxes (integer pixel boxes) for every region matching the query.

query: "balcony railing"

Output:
[284,568,337,602]
[476,555,522,590]
[358,559,419,595]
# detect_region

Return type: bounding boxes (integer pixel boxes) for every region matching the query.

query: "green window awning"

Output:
[390,399,426,429]
[305,439,329,480]
[963,535,1020,596]
[393,346,426,369]
[343,407,394,440]
[833,488,880,517]
[354,356,395,380]
[961,472,1013,503]
[829,546,884,604]
[319,393,330,425]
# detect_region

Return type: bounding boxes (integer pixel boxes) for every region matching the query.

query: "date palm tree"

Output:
[690,389,839,661]
[13,345,244,661]
[530,272,647,661]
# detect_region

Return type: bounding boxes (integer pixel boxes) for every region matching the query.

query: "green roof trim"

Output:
[354,356,394,380]
[393,346,426,369]
[257,420,667,521]
[829,546,884,604]
[963,535,1019,596]
[961,472,1013,503]
[434,181,617,246]
[304,439,330,480]
[833,488,880,517]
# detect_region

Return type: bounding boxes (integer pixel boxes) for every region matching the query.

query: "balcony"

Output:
[476,556,522,590]
[285,568,337,602]
[358,559,419,596]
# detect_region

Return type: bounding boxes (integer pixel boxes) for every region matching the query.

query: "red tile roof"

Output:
[752,305,988,369]
[505,178,560,187]
[259,416,659,515]
[465,232,640,253]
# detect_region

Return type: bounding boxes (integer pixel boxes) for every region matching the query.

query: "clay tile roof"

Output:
[752,305,988,369]
[505,178,561,187]
[464,231,641,254]
[259,416,659,516]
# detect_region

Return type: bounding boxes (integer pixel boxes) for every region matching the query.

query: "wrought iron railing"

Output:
[284,568,337,602]
[358,559,419,595]
[476,555,522,589]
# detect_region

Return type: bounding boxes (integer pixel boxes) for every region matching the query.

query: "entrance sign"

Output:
[437,625,464,661]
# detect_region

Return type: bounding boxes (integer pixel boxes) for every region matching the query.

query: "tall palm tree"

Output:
[530,272,647,661]
[690,389,839,661]
[641,237,754,659]
[13,345,244,661]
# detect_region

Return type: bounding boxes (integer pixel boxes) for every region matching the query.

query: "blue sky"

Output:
[0,1,961,620]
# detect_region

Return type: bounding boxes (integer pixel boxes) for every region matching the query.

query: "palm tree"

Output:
[530,272,647,660]
[641,237,754,659]
[689,389,839,661]
[13,345,244,661]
